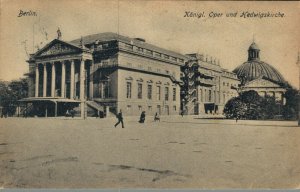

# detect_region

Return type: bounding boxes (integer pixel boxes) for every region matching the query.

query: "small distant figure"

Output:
[154,112,160,122]
[70,109,75,118]
[139,111,146,123]
[181,110,184,117]
[65,109,70,117]
[115,110,124,128]
[236,115,240,123]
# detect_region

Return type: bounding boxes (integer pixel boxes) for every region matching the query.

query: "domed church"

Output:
[233,42,288,103]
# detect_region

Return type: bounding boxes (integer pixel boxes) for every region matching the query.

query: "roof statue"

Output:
[57,27,62,40]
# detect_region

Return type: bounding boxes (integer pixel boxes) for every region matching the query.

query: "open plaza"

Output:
[0,116,299,189]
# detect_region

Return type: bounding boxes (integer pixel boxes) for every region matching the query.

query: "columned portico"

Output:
[28,38,93,118]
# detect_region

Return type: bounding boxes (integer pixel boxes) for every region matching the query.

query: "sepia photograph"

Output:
[0,0,300,190]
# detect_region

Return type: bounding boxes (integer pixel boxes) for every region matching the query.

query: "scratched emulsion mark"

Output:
[167,141,178,144]
[106,164,191,182]
[22,154,54,161]
[193,150,202,153]
[0,151,15,156]
[41,156,78,166]
[0,143,8,146]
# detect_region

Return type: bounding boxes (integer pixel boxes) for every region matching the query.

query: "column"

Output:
[51,62,56,97]
[35,64,39,97]
[80,59,85,119]
[89,61,94,99]
[80,59,85,100]
[61,61,66,98]
[43,63,47,97]
[70,60,75,99]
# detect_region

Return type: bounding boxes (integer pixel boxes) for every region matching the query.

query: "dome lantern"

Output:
[248,42,260,61]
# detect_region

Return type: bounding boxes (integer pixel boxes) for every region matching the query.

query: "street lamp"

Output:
[296,51,300,126]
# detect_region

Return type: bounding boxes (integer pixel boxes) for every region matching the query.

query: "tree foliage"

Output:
[0,78,28,115]
[282,88,299,120]
[223,90,292,120]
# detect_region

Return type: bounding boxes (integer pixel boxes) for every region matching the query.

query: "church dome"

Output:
[233,42,285,84]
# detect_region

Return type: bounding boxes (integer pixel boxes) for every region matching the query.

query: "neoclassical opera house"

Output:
[233,42,288,103]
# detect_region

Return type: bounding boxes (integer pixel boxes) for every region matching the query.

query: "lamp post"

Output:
[296,51,300,126]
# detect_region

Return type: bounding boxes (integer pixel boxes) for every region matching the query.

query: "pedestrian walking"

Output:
[70,109,75,118]
[154,112,160,122]
[114,110,124,128]
[139,111,146,123]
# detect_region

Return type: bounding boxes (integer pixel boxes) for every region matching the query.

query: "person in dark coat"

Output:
[139,111,146,123]
[154,112,160,122]
[114,110,124,128]
[70,109,75,118]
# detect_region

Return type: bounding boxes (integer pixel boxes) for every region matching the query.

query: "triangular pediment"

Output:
[34,39,82,57]
[244,77,281,88]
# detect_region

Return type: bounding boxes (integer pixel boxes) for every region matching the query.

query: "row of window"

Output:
[127,62,176,77]
[222,82,238,88]
[126,82,176,101]
[120,42,184,63]
[126,104,177,113]
[198,89,236,104]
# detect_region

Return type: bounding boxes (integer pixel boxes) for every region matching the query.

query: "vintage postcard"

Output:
[0,0,299,190]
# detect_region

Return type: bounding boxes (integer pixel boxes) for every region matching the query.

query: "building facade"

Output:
[233,42,288,104]
[25,33,185,117]
[24,33,286,118]
[181,54,239,115]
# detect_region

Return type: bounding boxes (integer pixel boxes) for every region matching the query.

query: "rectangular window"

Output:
[172,88,176,101]
[137,47,143,52]
[138,83,143,99]
[138,105,142,111]
[156,86,161,100]
[154,52,161,57]
[200,89,203,102]
[165,87,169,101]
[148,106,152,111]
[208,90,212,102]
[145,49,152,55]
[173,105,176,111]
[125,44,133,50]
[157,105,161,114]
[126,82,132,99]
[147,84,152,100]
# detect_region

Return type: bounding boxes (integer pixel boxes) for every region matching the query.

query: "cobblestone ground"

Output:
[0,116,299,189]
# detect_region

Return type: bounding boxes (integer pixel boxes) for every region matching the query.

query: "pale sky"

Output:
[1,0,299,88]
